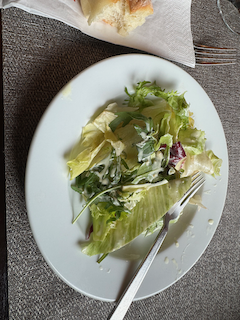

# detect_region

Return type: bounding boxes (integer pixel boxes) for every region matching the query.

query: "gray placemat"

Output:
[3,1,240,319]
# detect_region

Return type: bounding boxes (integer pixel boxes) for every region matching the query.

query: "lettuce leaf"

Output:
[82,177,191,256]
[67,109,124,180]
[206,150,222,177]
[179,128,206,155]
[181,150,222,177]
[125,81,190,128]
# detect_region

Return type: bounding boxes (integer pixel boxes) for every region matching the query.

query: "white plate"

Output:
[25,54,228,302]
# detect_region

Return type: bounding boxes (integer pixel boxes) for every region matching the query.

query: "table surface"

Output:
[1,1,240,319]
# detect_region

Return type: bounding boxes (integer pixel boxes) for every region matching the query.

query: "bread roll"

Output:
[80,0,153,36]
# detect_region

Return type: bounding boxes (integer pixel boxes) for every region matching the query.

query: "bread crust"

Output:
[81,0,153,17]
[128,0,153,14]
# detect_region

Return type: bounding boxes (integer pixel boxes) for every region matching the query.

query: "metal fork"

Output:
[109,172,205,320]
[194,43,237,65]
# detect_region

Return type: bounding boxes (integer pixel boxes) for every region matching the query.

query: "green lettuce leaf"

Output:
[181,150,221,177]
[159,133,173,167]
[206,150,222,177]
[125,81,190,128]
[109,111,151,132]
[67,109,124,180]
[90,202,129,242]
[82,177,191,256]
[179,128,206,155]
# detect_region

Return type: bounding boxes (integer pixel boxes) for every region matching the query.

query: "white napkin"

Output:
[0,0,195,67]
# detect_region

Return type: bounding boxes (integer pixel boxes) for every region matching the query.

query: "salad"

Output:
[67,81,222,262]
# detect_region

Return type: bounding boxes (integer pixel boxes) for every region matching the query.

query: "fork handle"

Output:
[109,224,169,320]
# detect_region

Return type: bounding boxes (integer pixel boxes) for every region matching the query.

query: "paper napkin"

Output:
[0,0,195,67]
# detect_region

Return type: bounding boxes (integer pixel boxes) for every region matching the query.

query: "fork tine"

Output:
[180,173,205,207]
[195,57,236,65]
[191,171,202,180]
[167,172,205,216]
[194,43,237,51]
[196,60,236,65]
[194,43,237,65]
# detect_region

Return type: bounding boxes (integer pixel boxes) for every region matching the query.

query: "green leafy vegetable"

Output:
[109,111,151,132]
[178,128,206,155]
[67,81,222,261]
[82,177,191,256]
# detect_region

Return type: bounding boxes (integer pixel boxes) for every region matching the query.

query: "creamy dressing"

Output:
[204,189,211,195]
[138,148,144,162]
[208,219,214,225]
[122,179,168,192]
[175,240,179,248]
[124,200,139,211]
[172,258,182,275]
[168,167,175,175]
[186,227,195,238]
[62,83,71,98]
[164,257,169,264]
[181,243,190,263]
[93,155,111,182]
